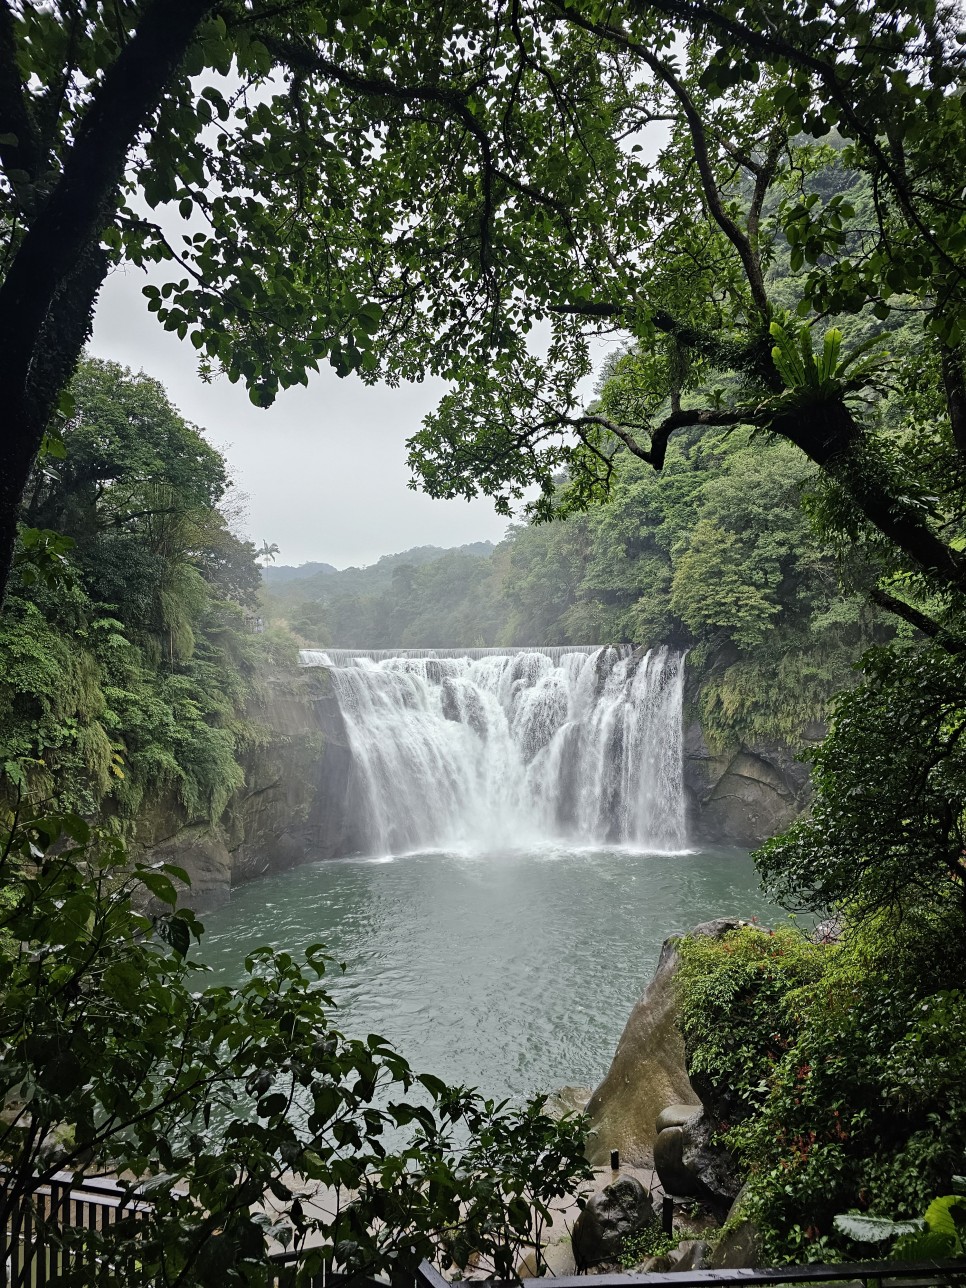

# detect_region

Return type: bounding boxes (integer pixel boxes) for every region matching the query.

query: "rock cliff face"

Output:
[136,667,363,910]
[137,660,818,909]
[682,719,820,846]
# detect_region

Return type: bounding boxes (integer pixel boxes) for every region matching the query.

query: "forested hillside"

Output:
[266,423,891,747]
[0,359,292,823]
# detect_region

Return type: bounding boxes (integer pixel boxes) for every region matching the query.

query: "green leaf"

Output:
[892,1230,957,1261]
[161,916,191,958]
[833,1213,924,1242]
[924,1195,966,1248]
[818,328,843,384]
[138,870,178,906]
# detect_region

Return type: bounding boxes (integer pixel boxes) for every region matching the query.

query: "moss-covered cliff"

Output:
[136,666,360,909]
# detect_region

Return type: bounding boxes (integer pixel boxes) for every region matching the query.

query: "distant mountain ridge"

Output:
[261,561,338,585]
[262,542,496,602]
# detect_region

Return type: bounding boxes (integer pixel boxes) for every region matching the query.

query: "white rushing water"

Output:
[300,645,687,856]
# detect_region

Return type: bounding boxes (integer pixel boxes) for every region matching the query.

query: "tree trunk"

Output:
[776,398,966,595]
[0,0,214,607]
[941,346,966,465]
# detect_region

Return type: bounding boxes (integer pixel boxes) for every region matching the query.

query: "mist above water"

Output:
[301,645,687,857]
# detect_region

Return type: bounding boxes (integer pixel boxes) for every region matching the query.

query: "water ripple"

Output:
[199,846,785,1100]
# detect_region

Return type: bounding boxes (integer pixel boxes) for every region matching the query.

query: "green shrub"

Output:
[0,809,592,1286]
[677,916,966,1264]
[1,359,300,832]
[677,925,830,1132]
[619,1226,678,1267]
[734,911,966,1263]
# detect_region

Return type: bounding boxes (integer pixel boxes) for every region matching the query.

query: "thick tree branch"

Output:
[554,3,770,317]
[547,300,625,318]
[566,404,762,469]
[747,129,785,262]
[867,586,965,651]
[774,399,966,594]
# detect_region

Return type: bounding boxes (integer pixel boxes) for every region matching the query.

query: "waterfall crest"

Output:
[301,646,687,856]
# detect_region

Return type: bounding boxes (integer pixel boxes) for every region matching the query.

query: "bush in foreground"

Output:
[677,918,966,1264]
[0,807,590,1286]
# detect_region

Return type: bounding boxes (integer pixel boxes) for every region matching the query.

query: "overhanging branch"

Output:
[552,1,770,317]
[566,404,760,469]
[869,586,966,653]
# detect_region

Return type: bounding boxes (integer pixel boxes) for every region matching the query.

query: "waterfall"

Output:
[300,645,687,856]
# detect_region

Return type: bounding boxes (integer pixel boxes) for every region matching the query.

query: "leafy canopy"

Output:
[2,0,965,615]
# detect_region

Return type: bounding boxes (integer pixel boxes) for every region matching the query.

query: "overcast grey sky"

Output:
[89,261,522,570]
[86,75,659,572]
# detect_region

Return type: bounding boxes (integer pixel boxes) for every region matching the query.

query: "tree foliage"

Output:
[677,925,828,1131]
[1,0,964,626]
[757,644,966,921]
[0,359,270,822]
[0,808,591,1286]
[676,915,966,1265]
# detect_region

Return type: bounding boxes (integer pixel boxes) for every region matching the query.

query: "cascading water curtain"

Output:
[301,646,687,855]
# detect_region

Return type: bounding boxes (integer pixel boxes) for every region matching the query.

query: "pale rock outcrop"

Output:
[585,918,750,1168]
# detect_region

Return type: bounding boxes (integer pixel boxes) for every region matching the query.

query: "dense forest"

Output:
[0,358,293,825]
[1,0,966,1283]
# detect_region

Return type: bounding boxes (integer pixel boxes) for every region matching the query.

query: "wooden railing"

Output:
[4,1172,965,1288]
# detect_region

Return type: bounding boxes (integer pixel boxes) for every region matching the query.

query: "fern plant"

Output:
[766,319,891,409]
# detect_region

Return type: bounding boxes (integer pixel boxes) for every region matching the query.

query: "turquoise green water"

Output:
[197,844,786,1101]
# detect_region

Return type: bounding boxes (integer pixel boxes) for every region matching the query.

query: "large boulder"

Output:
[680,1109,743,1210]
[656,1103,700,1133]
[571,1176,658,1268]
[654,1102,711,1202]
[584,918,748,1167]
[584,940,698,1167]
[653,1124,698,1198]
[671,1240,710,1271]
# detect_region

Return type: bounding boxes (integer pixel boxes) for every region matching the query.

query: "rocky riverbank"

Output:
[550,917,772,1277]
